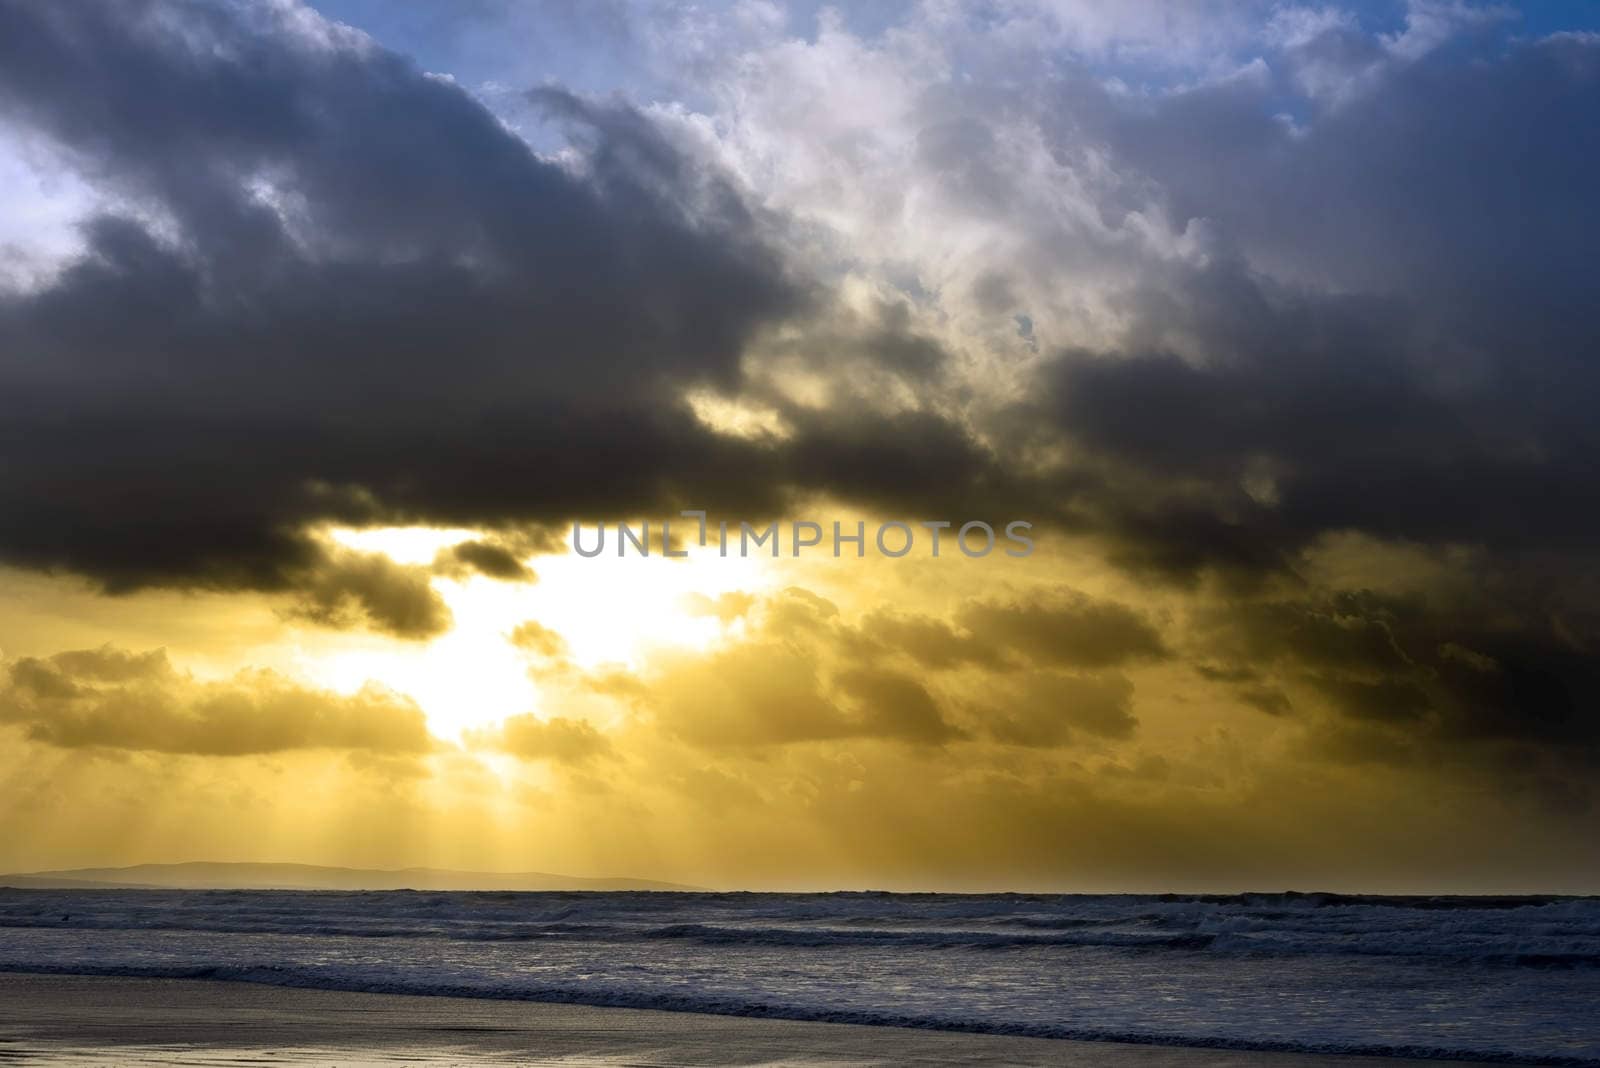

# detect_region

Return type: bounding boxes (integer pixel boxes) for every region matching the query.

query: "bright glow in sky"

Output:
[310,526,781,737]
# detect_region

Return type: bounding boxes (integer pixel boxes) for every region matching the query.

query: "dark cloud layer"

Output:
[1031,33,1600,582]
[2,4,1598,583]
[0,0,1047,617]
[0,0,805,598]
[441,540,535,583]
[287,549,452,638]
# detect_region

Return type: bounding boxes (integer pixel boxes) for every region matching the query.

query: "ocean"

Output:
[1,889,1596,1064]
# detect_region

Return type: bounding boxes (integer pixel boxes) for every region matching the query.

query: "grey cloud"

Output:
[443,540,534,582]
[1033,33,1600,580]
[0,0,803,598]
[1214,596,1415,678]
[285,549,452,639]
[0,0,1042,610]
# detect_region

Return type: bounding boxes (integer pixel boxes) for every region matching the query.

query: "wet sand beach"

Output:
[0,973,1496,1067]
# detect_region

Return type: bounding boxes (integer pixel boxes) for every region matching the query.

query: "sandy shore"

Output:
[0,972,1494,1066]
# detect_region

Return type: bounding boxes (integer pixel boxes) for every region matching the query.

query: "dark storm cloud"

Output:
[1042,255,1600,583]
[286,549,453,638]
[0,645,434,754]
[0,0,1041,614]
[1214,595,1415,678]
[782,404,1014,517]
[0,3,1041,627]
[0,0,808,601]
[441,540,534,582]
[1035,31,1600,579]
[1305,675,1432,725]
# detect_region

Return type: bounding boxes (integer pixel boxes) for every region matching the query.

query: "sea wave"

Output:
[4,889,1597,1064]
[2,958,1596,1066]
[4,888,1599,966]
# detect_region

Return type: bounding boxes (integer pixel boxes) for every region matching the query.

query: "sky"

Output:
[1,0,1598,892]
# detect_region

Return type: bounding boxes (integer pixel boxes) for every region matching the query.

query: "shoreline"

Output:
[0,972,1501,1066]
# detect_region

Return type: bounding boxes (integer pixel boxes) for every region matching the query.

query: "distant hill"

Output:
[0,861,703,893]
